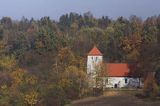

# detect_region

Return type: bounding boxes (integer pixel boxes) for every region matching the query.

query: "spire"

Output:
[88,46,103,56]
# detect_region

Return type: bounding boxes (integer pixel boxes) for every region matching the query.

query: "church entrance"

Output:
[114,84,118,88]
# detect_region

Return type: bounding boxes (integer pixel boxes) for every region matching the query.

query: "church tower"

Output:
[87,46,103,75]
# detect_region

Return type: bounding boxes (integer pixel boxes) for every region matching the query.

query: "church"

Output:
[87,46,142,88]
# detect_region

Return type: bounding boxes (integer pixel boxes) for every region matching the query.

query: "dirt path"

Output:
[69,91,160,106]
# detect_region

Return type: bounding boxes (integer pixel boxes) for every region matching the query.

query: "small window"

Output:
[95,57,97,61]
[125,78,128,83]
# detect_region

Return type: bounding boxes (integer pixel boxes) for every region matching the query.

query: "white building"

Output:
[87,46,142,88]
[87,46,103,75]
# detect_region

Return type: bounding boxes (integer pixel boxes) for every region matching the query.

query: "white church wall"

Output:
[105,77,142,88]
[87,56,103,74]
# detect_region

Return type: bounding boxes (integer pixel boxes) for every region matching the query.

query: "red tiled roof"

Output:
[106,63,130,77]
[88,46,102,56]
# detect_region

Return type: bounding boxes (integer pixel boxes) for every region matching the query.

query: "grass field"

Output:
[69,89,160,106]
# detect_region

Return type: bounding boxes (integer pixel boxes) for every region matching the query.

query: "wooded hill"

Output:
[0,12,160,105]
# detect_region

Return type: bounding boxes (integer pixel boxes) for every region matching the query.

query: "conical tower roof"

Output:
[88,46,103,56]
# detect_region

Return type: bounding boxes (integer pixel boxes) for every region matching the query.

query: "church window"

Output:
[91,57,93,60]
[95,57,97,61]
[125,78,128,83]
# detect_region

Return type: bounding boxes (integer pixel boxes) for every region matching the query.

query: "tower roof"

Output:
[88,46,103,56]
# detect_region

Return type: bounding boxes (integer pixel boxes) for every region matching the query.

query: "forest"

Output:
[0,12,160,105]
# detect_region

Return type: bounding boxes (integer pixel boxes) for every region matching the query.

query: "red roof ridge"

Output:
[88,46,103,56]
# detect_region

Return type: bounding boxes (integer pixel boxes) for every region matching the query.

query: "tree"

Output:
[10,68,39,106]
[155,68,160,85]
[143,72,159,97]
[57,47,76,68]
[1,17,12,29]
[35,27,58,54]
[137,43,160,77]
[98,16,111,29]
[94,63,107,89]
[61,66,87,99]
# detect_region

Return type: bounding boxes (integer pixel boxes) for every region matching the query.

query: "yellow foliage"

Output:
[58,47,76,67]
[59,79,71,88]
[11,68,27,85]
[24,91,38,105]
[0,55,17,71]
[25,75,38,85]
[1,84,8,94]
[1,84,7,90]
[11,68,38,87]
